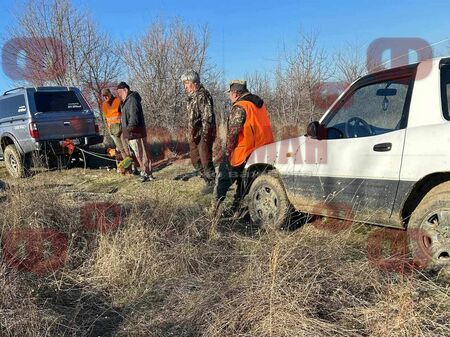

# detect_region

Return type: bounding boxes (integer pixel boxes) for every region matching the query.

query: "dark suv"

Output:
[0,86,103,177]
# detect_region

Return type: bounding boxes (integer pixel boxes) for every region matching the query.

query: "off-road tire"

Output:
[4,145,29,178]
[248,172,293,230]
[408,181,450,270]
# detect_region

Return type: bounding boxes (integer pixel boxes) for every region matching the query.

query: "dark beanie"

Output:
[117,82,130,90]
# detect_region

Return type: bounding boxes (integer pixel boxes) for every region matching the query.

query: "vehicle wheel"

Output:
[4,145,29,178]
[408,182,450,270]
[248,172,293,230]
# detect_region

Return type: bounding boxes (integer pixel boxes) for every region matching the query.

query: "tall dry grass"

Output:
[0,177,449,337]
[0,265,58,336]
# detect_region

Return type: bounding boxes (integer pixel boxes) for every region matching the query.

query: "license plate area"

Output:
[59,138,80,147]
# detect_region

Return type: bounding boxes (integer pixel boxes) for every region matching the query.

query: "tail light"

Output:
[95,124,100,133]
[29,122,39,139]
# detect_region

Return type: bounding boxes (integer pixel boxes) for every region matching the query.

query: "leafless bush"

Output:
[335,41,367,83]
[120,19,223,133]
[246,35,375,140]
[274,32,333,126]
[245,32,334,140]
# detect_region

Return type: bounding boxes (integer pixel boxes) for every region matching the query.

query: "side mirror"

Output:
[306,121,326,140]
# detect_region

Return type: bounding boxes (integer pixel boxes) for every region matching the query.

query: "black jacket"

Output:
[236,93,264,108]
[120,91,147,139]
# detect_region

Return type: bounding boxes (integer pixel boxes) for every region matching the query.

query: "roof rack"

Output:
[3,87,24,96]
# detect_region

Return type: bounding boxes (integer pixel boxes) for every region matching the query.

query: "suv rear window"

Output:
[0,94,27,119]
[34,91,84,113]
[441,64,450,120]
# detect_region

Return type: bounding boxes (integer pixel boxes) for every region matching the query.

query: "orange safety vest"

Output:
[101,97,121,126]
[230,100,274,167]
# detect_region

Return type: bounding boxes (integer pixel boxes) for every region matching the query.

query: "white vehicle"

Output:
[244,57,450,268]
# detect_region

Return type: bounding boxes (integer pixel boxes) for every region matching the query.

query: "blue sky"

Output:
[0,0,449,92]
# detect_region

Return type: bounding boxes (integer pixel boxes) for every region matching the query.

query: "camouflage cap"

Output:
[228,80,247,93]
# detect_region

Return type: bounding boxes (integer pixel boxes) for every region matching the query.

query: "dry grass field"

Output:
[0,159,449,337]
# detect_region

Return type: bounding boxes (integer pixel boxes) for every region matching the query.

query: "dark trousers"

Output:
[189,136,215,183]
[215,160,246,207]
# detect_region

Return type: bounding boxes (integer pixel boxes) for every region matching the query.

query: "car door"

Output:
[0,94,29,158]
[286,68,416,226]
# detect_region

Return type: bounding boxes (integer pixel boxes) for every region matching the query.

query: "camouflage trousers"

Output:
[189,136,215,184]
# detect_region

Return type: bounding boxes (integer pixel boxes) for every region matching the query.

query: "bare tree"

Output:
[264,32,333,137]
[3,0,122,113]
[335,41,367,83]
[246,71,273,102]
[241,33,335,139]
[120,19,219,133]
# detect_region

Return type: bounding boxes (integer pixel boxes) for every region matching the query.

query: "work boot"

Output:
[138,172,154,183]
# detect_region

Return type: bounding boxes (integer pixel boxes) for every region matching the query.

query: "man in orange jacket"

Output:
[101,88,126,156]
[214,80,274,218]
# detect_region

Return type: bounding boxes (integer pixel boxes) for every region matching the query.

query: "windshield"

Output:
[33,91,85,113]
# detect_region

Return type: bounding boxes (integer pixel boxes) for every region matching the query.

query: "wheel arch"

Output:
[244,163,285,197]
[401,172,450,226]
[246,163,278,176]
[1,133,24,153]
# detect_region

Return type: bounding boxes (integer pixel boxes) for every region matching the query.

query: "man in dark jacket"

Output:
[181,70,216,194]
[116,81,154,182]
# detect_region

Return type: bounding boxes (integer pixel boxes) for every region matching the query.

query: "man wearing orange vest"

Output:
[101,88,126,156]
[214,80,274,217]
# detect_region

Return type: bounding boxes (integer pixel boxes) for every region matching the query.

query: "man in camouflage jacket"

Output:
[181,70,216,193]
